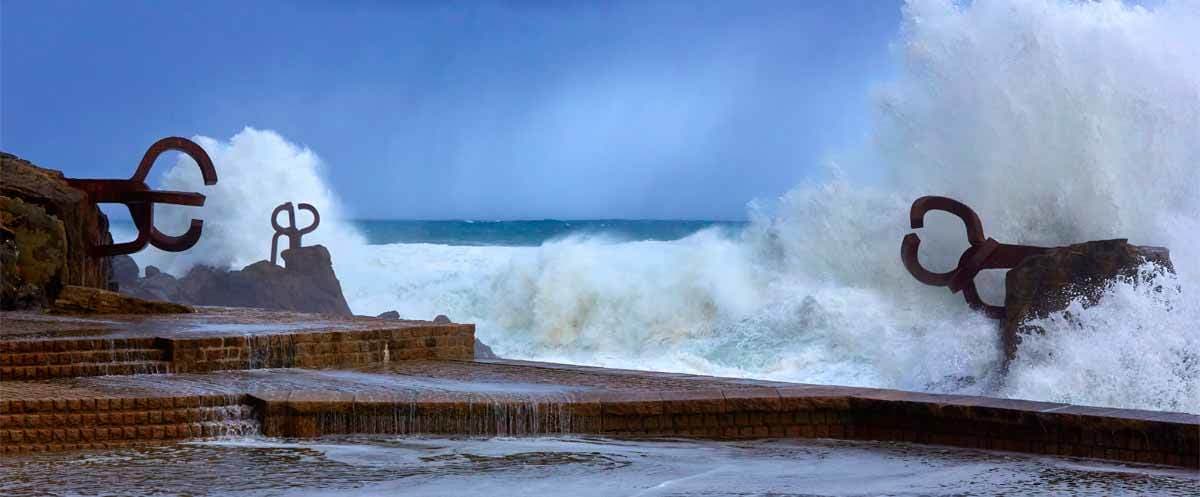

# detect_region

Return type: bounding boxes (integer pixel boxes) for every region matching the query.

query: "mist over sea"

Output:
[122,0,1200,414]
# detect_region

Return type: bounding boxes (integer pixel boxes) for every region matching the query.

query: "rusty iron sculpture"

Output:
[65,137,218,256]
[270,202,320,265]
[900,196,1052,319]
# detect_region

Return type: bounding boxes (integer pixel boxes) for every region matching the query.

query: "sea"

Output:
[115,0,1199,417]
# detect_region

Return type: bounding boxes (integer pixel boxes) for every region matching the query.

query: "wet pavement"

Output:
[0,307,420,341]
[1,309,1196,469]
[1,435,1195,496]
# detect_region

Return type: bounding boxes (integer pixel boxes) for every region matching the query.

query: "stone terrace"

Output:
[0,309,1196,469]
[0,308,474,379]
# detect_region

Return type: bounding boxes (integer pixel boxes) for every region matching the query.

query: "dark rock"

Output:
[433,314,451,324]
[119,245,353,316]
[50,285,192,315]
[109,255,139,289]
[0,153,113,309]
[1002,239,1173,363]
[126,269,183,303]
[474,338,498,359]
[376,310,401,320]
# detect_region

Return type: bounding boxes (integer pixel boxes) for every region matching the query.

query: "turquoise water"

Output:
[349,219,743,246]
[113,219,745,247]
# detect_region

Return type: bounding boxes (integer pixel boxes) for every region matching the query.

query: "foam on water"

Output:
[3,436,1196,496]
[129,0,1200,414]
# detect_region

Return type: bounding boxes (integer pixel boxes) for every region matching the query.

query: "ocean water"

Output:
[121,0,1200,415]
[353,220,745,247]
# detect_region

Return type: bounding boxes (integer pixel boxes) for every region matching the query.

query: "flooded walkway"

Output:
[0,308,1196,470]
[2,436,1196,496]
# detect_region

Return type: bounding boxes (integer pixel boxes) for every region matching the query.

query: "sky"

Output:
[1,0,901,220]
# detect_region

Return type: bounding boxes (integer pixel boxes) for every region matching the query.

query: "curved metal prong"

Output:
[90,204,154,256]
[271,202,295,233]
[149,219,204,252]
[962,281,1006,319]
[296,203,320,235]
[947,238,1000,293]
[132,137,218,185]
[91,225,150,257]
[909,195,986,244]
[901,233,955,286]
[270,232,283,266]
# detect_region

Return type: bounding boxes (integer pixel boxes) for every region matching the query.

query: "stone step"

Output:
[0,348,166,366]
[0,404,256,430]
[0,308,476,380]
[0,361,172,381]
[0,337,160,354]
[0,394,257,454]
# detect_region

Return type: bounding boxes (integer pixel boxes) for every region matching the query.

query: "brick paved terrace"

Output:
[0,308,1196,469]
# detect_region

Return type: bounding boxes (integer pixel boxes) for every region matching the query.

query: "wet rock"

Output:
[474,339,498,359]
[376,310,401,320]
[0,196,67,308]
[0,152,113,309]
[109,255,139,289]
[120,245,353,316]
[1001,239,1173,362]
[50,285,192,314]
[131,268,185,303]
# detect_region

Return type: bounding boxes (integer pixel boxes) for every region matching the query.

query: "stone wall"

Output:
[168,324,475,374]
[0,394,255,455]
[0,323,475,381]
[252,381,1198,468]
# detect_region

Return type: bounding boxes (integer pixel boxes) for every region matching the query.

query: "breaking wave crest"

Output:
[134,0,1200,413]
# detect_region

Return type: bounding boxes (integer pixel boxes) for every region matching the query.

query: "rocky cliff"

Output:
[1,152,112,309]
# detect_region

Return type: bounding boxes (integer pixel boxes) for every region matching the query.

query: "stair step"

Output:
[0,338,160,354]
[0,349,165,366]
[0,404,257,430]
[0,361,172,381]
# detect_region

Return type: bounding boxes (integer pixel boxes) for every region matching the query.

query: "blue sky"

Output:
[2,1,901,220]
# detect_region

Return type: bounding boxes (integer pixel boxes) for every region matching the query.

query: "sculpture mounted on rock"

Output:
[900,196,1052,319]
[270,202,320,265]
[900,195,1172,364]
[64,136,218,256]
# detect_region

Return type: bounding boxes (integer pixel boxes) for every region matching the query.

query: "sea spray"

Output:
[132,127,366,276]
[130,0,1200,414]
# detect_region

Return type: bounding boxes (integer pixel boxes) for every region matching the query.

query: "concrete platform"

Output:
[0,359,1195,468]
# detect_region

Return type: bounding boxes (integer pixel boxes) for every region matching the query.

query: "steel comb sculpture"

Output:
[65,137,218,256]
[900,196,1053,319]
[270,202,320,265]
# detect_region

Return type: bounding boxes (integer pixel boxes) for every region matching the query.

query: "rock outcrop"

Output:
[1001,239,1173,363]
[121,245,353,316]
[474,338,498,359]
[50,285,193,315]
[1,152,113,309]
[109,254,140,290]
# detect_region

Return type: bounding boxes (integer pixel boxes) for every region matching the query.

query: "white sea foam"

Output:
[132,0,1200,413]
